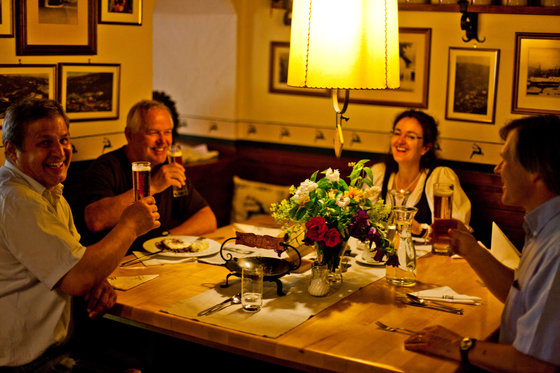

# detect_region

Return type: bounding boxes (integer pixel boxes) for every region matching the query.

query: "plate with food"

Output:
[143,236,221,258]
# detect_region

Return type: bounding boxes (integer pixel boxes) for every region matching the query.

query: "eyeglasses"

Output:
[391,130,423,142]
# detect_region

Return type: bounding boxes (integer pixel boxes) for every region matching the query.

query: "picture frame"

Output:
[445,47,499,124]
[512,33,560,115]
[99,0,142,25]
[16,0,96,55]
[342,28,432,108]
[0,0,14,37]
[268,41,329,98]
[0,64,56,123]
[58,63,120,121]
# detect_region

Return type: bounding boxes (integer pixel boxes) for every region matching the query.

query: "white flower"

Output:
[325,168,340,182]
[336,194,350,208]
[293,179,318,203]
[362,184,381,202]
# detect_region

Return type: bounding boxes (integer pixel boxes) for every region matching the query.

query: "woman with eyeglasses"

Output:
[371,109,471,237]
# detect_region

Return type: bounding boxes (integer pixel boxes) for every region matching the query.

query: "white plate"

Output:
[143,236,221,258]
[355,255,386,266]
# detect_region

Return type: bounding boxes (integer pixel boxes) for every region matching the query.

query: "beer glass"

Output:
[132,161,151,201]
[432,183,454,254]
[167,145,188,198]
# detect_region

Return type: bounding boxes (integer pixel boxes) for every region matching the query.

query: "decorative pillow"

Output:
[231,176,291,223]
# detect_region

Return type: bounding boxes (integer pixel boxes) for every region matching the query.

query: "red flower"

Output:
[305,217,328,241]
[324,228,341,248]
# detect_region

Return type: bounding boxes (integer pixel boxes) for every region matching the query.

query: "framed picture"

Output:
[16,0,96,55]
[0,64,56,123]
[58,63,120,121]
[99,0,142,25]
[268,41,329,98]
[0,0,14,37]
[512,33,560,115]
[342,28,432,108]
[445,47,499,124]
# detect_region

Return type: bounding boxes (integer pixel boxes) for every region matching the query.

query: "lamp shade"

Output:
[288,0,400,90]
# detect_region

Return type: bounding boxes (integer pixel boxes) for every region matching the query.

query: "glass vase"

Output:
[386,206,417,286]
[307,261,330,297]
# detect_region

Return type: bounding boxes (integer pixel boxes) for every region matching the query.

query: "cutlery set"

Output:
[404,293,464,314]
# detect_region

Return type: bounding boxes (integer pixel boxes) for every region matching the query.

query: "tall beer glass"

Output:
[167,145,188,197]
[132,161,151,201]
[432,183,454,254]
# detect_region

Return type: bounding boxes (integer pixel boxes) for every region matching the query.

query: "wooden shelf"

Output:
[398,4,560,15]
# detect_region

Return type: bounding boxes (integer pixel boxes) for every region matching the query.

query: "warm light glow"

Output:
[288,0,400,90]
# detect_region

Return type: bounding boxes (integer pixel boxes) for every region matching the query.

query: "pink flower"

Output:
[305,217,328,241]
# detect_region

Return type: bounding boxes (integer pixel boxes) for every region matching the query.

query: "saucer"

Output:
[355,255,385,266]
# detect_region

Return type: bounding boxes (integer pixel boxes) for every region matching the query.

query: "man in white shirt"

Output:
[0,99,160,371]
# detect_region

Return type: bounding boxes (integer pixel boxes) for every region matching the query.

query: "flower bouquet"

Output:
[271,160,398,272]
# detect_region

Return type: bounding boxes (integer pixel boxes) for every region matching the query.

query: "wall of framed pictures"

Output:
[0,0,154,164]
[160,1,559,166]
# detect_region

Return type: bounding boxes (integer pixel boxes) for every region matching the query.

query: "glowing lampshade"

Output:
[288,0,400,90]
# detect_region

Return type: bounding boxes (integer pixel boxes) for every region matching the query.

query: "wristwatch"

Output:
[459,337,477,364]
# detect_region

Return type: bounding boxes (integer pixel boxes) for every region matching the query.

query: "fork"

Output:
[375,321,418,335]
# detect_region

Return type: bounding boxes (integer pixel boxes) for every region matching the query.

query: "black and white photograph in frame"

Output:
[0,0,14,37]
[0,64,56,123]
[16,0,96,55]
[513,33,560,115]
[445,47,499,124]
[58,63,120,121]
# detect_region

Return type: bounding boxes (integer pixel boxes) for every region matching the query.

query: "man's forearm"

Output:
[463,242,515,303]
[84,190,134,232]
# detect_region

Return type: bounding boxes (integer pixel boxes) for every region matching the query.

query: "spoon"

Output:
[375,321,417,335]
[198,293,241,316]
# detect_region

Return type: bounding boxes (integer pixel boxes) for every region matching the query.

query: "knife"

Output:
[120,251,163,267]
[405,294,463,314]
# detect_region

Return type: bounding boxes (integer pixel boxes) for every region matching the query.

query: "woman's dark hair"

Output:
[499,114,560,195]
[385,109,439,174]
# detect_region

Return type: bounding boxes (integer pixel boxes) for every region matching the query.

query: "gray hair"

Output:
[126,99,174,133]
[2,99,69,151]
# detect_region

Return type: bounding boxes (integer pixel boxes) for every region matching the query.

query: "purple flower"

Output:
[348,210,371,237]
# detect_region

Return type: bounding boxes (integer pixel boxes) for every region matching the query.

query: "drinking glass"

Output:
[386,206,417,286]
[132,161,151,201]
[167,145,188,198]
[241,263,263,312]
[432,183,454,254]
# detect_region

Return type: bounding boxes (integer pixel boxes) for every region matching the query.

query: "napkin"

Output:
[409,286,481,304]
[131,251,197,266]
[108,275,159,291]
[491,222,520,269]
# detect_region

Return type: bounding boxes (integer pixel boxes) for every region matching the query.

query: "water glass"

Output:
[241,264,263,312]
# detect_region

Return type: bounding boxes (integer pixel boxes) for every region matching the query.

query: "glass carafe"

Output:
[386,206,417,286]
[388,189,411,209]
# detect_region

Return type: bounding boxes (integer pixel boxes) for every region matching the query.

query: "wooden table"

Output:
[108,217,503,373]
